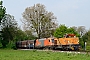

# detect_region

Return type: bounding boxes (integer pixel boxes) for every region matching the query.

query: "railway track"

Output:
[18,49,90,54]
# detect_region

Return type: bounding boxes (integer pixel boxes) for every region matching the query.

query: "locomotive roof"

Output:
[67,34,76,37]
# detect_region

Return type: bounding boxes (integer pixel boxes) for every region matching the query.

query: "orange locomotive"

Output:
[34,38,54,49]
[54,34,80,50]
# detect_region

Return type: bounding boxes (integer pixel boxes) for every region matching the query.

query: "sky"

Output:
[3,0,90,30]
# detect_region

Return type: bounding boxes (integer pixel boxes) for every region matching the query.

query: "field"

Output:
[0,49,90,60]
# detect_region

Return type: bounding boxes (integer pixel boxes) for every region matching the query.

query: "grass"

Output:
[0,49,90,60]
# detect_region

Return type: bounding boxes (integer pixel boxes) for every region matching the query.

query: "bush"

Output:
[86,46,90,51]
[1,40,9,48]
[6,41,17,50]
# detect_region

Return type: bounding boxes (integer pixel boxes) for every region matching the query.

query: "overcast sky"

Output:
[3,0,90,30]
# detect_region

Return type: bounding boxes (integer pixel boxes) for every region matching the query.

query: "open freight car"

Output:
[16,40,34,49]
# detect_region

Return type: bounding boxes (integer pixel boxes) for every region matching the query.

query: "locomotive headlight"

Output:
[68,41,69,42]
[78,40,79,43]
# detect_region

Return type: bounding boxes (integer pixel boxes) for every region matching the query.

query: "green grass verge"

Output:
[0,49,90,60]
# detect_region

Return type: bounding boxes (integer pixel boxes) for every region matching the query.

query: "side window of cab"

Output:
[52,39,54,43]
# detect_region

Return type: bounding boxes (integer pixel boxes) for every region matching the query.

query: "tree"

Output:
[22,3,57,38]
[24,30,37,40]
[0,0,6,44]
[81,30,90,50]
[68,27,80,37]
[54,24,67,38]
[82,30,90,43]
[14,29,27,41]
[71,26,86,38]
[1,14,18,47]
[77,26,86,38]
[54,24,80,38]
[0,0,6,23]
[71,26,77,31]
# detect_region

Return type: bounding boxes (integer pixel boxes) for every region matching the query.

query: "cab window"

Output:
[52,39,54,43]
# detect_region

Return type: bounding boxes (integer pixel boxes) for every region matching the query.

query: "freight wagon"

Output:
[16,40,34,49]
